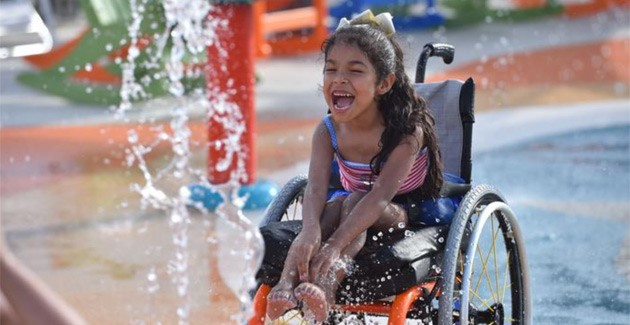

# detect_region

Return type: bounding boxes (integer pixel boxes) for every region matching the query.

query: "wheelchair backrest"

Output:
[414,78,475,184]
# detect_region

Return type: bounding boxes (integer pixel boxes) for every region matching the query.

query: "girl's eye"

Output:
[351,70,363,73]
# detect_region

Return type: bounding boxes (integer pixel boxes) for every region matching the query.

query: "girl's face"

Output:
[323,43,392,123]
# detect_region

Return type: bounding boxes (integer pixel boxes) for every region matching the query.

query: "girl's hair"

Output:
[322,25,443,198]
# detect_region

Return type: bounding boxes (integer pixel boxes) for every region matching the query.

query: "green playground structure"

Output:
[440,0,564,28]
[18,0,205,106]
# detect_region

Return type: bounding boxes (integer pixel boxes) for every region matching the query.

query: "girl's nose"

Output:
[333,75,348,84]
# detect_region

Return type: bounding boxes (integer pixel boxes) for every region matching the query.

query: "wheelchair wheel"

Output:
[261,175,307,226]
[438,184,531,325]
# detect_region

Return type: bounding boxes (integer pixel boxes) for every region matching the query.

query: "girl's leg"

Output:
[295,192,373,322]
[371,201,409,231]
[266,197,344,320]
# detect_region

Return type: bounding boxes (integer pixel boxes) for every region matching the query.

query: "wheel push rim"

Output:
[460,201,526,325]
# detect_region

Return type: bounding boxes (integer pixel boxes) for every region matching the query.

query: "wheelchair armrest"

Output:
[439,181,471,198]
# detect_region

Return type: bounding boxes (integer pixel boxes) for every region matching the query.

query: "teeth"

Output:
[333,92,353,97]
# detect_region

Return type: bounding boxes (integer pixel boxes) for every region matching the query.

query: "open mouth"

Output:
[332,91,355,110]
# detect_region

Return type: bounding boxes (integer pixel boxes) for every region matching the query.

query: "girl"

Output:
[266,10,443,322]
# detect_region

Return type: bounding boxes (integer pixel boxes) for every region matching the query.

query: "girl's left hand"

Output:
[308,243,342,283]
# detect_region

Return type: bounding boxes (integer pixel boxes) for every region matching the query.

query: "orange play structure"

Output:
[562,0,629,18]
[253,0,328,58]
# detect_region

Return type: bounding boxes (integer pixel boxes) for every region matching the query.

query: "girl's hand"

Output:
[293,231,321,282]
[308,243,342,283]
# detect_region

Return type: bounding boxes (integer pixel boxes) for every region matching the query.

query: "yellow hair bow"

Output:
[336,9,396,36]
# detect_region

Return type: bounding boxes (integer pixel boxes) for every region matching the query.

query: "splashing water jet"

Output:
[115,1,264,323]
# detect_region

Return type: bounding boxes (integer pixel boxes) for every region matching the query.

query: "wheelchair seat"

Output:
[257,220,449,303]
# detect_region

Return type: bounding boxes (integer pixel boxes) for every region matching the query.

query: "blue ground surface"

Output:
[475,125,630,324]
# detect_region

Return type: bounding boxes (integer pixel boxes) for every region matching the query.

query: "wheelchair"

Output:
[248,43,531,325]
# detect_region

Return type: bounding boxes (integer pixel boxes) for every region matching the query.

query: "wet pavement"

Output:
[1,6,629,324]
[476,124,630,324]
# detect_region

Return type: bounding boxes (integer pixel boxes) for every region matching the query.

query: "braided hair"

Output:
[322,25,443,198]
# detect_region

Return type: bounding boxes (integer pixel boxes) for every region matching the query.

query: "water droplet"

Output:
[127,130,138,143]
[128,47,140,59]
[147,284,160,294]
[176,307,188,318]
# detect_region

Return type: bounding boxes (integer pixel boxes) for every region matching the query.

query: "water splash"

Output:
[214,190,264,324]
[116,1,263,323]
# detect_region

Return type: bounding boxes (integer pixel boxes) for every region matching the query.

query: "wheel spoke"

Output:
[474,226,500,304]
[275,309,307,324]
[468,289,495,312]
[501,248,511,304]
[291,198,297,219]
[491,216,500,306]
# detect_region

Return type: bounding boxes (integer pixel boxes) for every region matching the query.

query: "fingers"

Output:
[297,257,309,282]
[308,254,322,282]
[308,250,335,283]
[296,245,313,282]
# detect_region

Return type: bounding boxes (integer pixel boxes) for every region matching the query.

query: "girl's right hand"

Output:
[293,230,321,282]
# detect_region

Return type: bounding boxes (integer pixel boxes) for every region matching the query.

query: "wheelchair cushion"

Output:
[256,220,448,302]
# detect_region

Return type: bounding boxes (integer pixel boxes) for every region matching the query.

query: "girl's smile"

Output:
[331,90,354,111]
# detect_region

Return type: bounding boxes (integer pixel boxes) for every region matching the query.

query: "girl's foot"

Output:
[294,282,328,323]
[266,286,298,320]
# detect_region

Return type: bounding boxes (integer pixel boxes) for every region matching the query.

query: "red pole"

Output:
[206,4,256,185]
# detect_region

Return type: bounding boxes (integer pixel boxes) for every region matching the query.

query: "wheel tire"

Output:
[438,184,530,325]
[260,175,307,226]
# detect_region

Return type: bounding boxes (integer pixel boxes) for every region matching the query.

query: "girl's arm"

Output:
[326,130,423,254]
[295,121,334,282]
[301,121,334,231]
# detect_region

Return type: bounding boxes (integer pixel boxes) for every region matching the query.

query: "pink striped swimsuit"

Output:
[324,115,429,195]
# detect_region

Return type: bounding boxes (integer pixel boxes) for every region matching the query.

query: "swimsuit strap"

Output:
[323,115,339,152]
